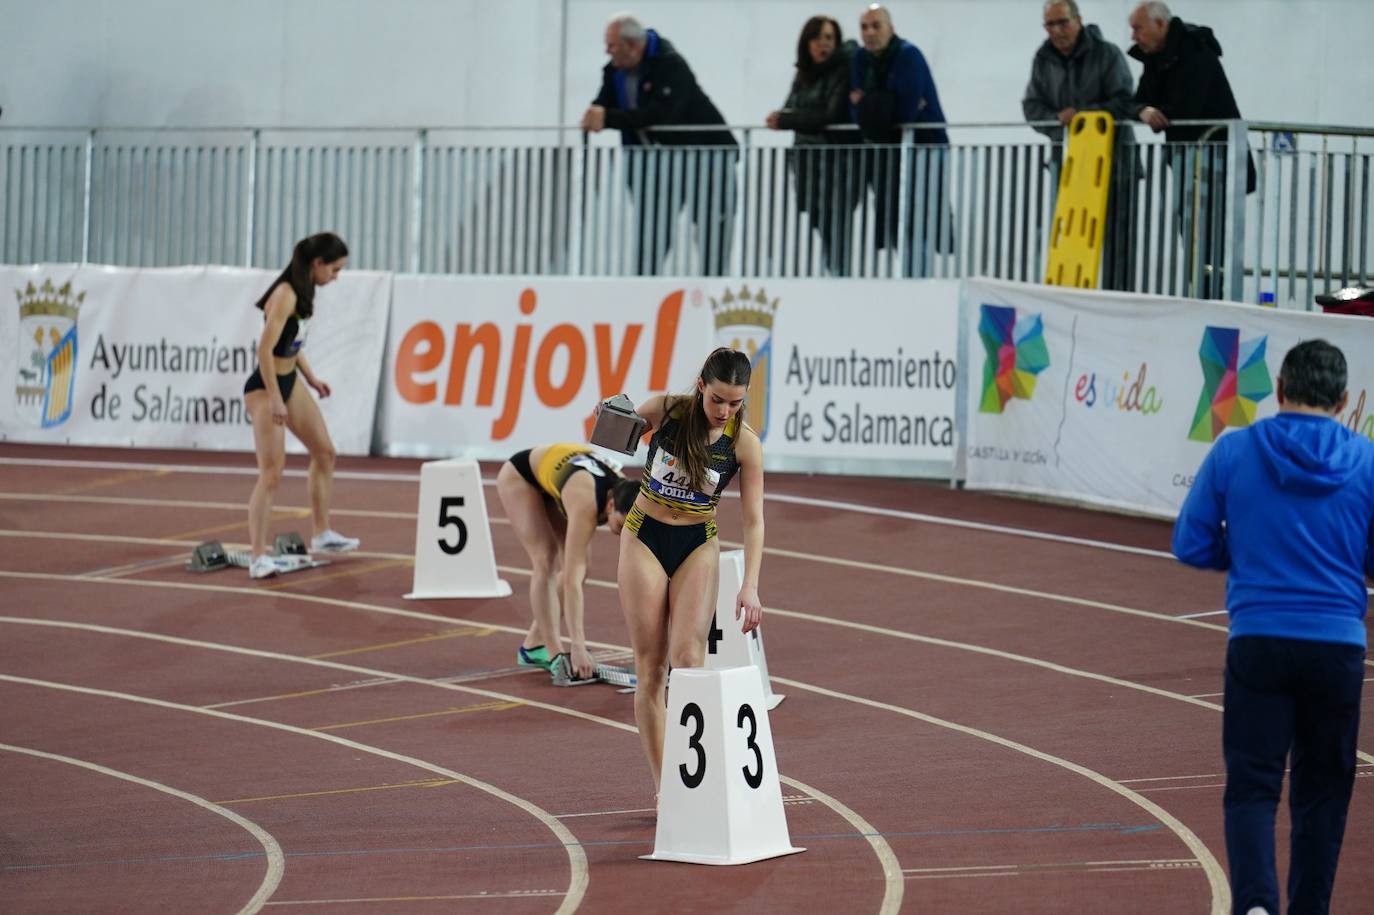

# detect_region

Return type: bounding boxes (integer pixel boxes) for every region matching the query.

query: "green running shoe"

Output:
[517,644,553,670]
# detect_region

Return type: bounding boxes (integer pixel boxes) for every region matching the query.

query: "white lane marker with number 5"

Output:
[405,459,512,600]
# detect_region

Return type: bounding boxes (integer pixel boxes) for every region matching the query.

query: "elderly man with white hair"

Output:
[582,13,738,276]
[1128,1,1254,298]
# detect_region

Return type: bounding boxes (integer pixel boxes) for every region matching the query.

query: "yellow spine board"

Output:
[1045,111,1115,289]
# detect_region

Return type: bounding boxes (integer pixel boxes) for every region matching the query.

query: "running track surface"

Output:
[2,442,1371,915]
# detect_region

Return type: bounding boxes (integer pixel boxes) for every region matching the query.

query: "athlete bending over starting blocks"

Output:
[497,443,640,683]
[613,348,766,792]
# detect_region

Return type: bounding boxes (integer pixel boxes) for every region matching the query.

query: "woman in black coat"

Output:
[767,17,856,276]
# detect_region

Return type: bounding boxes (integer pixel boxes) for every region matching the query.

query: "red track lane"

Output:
[3,443,1373,913]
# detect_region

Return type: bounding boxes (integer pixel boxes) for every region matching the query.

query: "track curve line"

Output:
[0,614,903,915]
[771,676,1230,915]
[5,568,1372,767]
[0,742,285,914]
[0,674,589,915]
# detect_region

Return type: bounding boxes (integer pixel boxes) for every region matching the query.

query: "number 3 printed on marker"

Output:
[679,703,706,788]
[677,701,765,790]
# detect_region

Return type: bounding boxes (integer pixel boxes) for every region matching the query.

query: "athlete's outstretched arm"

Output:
[734,426,765,633]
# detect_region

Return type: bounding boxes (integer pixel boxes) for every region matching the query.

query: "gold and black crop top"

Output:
[534,444,622,520]
[638,403,742,516]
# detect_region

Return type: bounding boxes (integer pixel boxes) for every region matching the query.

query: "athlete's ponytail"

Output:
[253,232,349,319]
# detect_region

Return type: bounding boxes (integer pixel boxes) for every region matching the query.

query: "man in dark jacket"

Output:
[582,14,738,276]
[1024,0,1138,290]
[1129,1,1254,299]
[849,4,950,277]
[1173,339,1374,915]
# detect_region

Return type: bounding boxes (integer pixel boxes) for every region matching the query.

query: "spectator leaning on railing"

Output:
[766,16,858,277]
[581,12,739,277]
[1128,0,1255,298]
[849,3,951,277]
[1022,0,1138,291]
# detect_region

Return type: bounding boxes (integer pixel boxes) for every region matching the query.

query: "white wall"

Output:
[2,0,1368,132]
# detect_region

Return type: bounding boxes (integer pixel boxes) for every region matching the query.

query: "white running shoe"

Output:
[249,554,282,579]
[311,529,360,553]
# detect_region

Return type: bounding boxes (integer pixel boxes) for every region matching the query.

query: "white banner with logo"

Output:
[957,279,1374,517]
[378,276,961,474]
[1,265,391,454]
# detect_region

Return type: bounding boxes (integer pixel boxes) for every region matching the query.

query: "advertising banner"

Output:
[379,277,961,474]
[958,279,1374,517]
[1,265,391,454]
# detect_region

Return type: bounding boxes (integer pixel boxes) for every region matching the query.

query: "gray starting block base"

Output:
[547,658,638,690]
[594,663,637,689]
[187,532,330,574]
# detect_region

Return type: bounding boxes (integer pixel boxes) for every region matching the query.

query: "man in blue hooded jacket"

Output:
[1173,339,1374,915]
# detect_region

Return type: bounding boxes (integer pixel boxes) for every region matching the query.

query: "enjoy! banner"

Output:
[378,276,960,475]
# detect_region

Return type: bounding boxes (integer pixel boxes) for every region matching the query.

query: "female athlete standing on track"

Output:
[242,232,359,580]
[615,347,766,791]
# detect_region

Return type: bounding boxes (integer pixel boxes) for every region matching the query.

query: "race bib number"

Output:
[569,454,607,477]
[647,448,717,506]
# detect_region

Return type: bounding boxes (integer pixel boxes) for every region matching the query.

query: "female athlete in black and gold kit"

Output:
[615,348,765,791]
[497,443,640,682]
[243,233,357,580]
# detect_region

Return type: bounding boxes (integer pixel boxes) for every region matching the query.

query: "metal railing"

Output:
[3,121,1370,305]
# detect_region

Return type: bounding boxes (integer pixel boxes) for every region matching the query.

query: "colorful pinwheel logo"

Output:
[1188,326,1272,443]
[978,305,1051,414]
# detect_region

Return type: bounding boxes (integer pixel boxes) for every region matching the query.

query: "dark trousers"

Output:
[863,144,953,278]
[628,148,737,276]
[792,145,858,276]
[1099,151,1139,292]
[1223,636,1364,915]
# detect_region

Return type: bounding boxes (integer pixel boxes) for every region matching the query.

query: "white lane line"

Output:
[0,742,285,915]
[0,567,1234,718]
[901,857,1200,877]
[0,456,1173,559]
[1175,610,1228,620]
[735,542,1229,634]
[0,492,418,520]
[0,527,1232,636]
[771,675,1229,915]
[264,891,562,906]
[0,457,420,483]
[759,491,1176,559]
[0,674,588,915]
[7,457,1367,597]
[0,613,902,915]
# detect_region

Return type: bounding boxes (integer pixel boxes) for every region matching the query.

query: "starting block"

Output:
[594,663,638,688]
[186,531,330,574]
[705,550,784,709]
[644,666,804,865]
[404,458,512,600]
